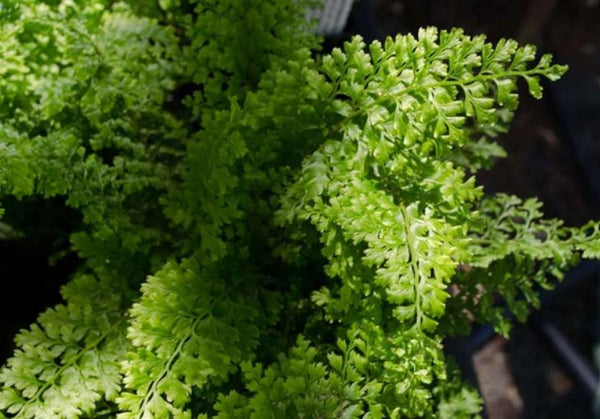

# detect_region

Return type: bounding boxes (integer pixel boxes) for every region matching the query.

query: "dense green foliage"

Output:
[0,1,598,417]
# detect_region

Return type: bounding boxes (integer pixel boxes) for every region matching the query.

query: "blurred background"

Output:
[328,0,600,417]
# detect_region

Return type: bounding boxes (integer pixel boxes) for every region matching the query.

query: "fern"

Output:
[0,1,598,418]
[0,275,126,418]
[118,260,259,418]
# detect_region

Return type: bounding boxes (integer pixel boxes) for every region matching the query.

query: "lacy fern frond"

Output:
[278,28,568,341]
[214,335,385,418]
[118,261,259,418]
[0,275,126,418]
[441,194,600,335]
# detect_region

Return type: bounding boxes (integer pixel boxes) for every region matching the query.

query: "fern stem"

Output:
[399,205,423,329]
[332,67,547,135]
[135,316,202,418]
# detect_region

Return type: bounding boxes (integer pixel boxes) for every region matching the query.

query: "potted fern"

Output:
[0,0,598,417]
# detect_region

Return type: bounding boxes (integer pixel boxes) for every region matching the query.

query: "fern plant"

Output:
[0,0,599,418]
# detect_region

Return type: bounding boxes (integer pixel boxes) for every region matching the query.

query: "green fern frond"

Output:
[278,28,567,342]
[215,335,384,418]
[442,194,594,335]
[117,261,259,418]
[0,275,126,418]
